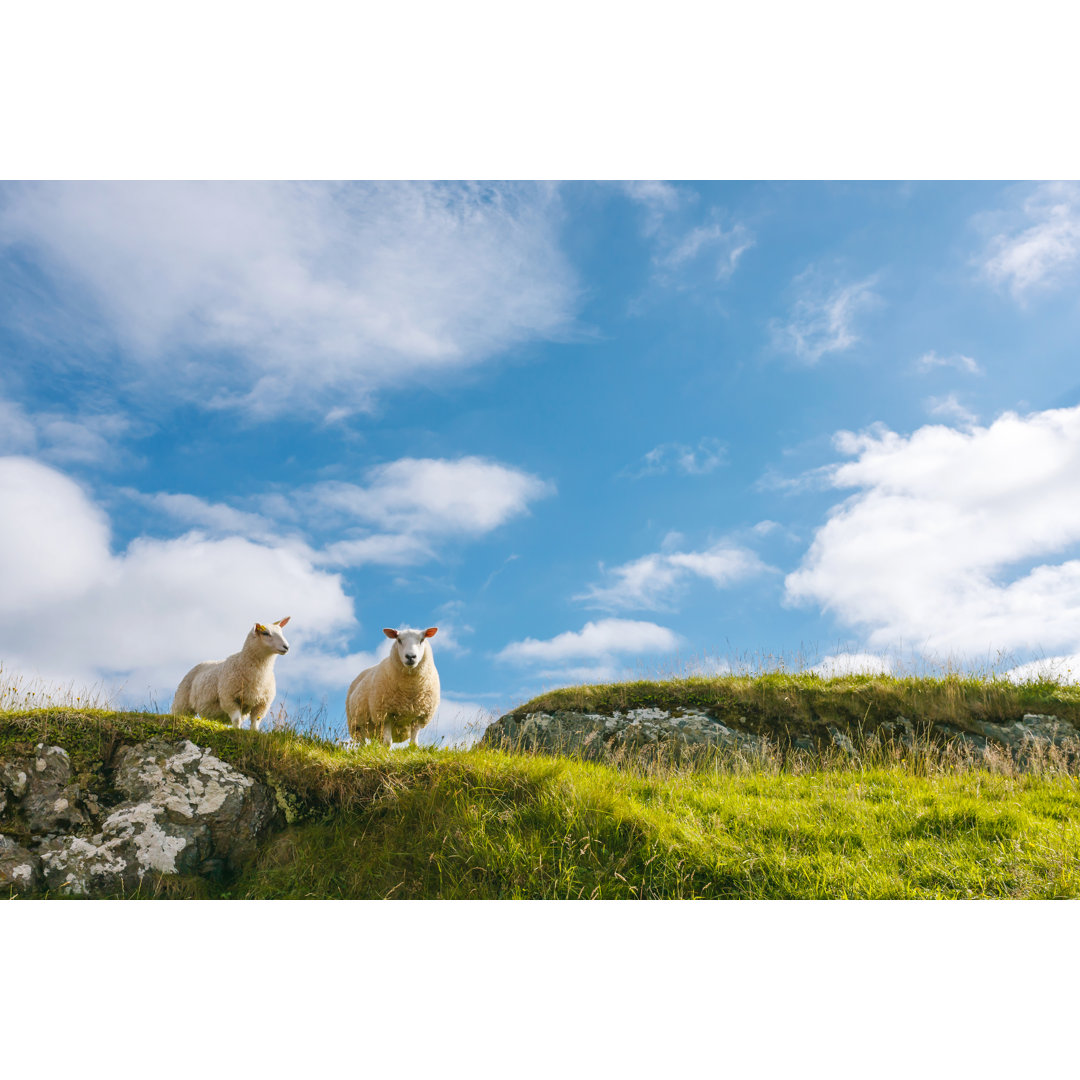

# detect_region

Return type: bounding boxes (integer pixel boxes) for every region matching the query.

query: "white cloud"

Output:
[0,395,135,466]
[655,216,754,282]
[305,456,555,536]
[785,405,1080,659]
[773,271,881,364]
[623,437,727,478]
[497,618,681,667]
[810,653,895,678]
[925,394,978,428]
[916,350,982,375]
[419,698,497,748]
[578,542,771,612]
[1003,654,1080,684]
[0,181,578,416]
[316,534,436,569]
[980,182,1080,298]
[619,187,753,289]
[0,456,360,700]
[134,456,553,570]
[138,491,276,539]
[619,180,683,235]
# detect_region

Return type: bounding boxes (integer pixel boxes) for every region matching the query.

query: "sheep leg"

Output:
[409,725,419,747]
[250,713,262,732]
[228,707,243,728]
[381,720,393,746]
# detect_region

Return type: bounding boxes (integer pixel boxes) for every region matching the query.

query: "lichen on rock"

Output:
[2,737,277,898]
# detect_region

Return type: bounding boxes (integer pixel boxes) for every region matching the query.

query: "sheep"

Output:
[171,617,291,730]
[346,626,440,747]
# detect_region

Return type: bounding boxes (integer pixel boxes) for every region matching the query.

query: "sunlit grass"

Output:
[0,663,117,713]
[3,693,1079,899]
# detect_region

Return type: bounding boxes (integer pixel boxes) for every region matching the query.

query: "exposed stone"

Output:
[483,707,765,760]
[2,738,278,898]
[0,834,43,895]
[0,744,87,834]
[827,726,856,755]
[482,705,1080,765]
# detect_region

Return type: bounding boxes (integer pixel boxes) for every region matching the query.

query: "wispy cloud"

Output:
[979,182,1080,299]
[0,395,137,467]
[577,541,771,612]
[620,185,753,290]
[772,270,881,364]
[136,456,553,571]
[622,437,727,478]
[0,181,579,418]
[654,214,754,283]
[925,394,978,428]
[619,180,683,235]
[915,350,982,376]
[496,619,681,677]
[301,457,555,537]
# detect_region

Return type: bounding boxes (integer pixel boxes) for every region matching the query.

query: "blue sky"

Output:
[3,180,1080,741]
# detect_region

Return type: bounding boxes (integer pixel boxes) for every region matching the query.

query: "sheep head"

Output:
[383,626,437,669]
[253,619,291,654]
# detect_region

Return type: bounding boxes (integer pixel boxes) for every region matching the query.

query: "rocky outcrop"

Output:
[481,706,1080,764]
[1,738,277,897]
[483,708,768,760]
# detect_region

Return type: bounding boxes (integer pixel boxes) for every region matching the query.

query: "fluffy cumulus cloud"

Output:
[785,405,1080,660]
[577,541,771,612]
[772,270,881,364]
[497,618,682,682]
[0,181,578,416]
[979,182,1080,299]
[0,456,359,699]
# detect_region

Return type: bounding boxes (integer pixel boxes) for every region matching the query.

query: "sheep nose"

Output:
[282,644,290,652]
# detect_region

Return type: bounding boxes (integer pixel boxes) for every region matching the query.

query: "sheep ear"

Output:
[254,623,268,634]
[275,616,291,627]
[382,628,399,639]
[424,627,438,638]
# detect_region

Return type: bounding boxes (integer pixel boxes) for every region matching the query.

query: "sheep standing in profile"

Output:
[346,627,440,746]
[171,617,291,730]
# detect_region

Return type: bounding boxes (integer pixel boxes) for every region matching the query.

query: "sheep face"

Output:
[383,626,437,669]
[254,617,291,655]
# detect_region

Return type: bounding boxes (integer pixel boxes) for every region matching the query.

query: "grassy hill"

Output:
[3,672,1080,898]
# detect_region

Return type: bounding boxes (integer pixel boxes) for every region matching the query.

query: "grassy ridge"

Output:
[504,671,1080,728]
[3,694,1080,899]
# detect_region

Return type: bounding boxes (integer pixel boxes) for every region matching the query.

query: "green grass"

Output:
[504,670,1080,731]
[4,681,1080,898]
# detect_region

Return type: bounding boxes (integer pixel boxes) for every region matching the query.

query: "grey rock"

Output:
[827,726,857,754]
[0,834,42,895]
[483,705,1080,765]
[20,738,277,898]
[1,744,86,834]
[483,707,765,759]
